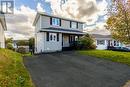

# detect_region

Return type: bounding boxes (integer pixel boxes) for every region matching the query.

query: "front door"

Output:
[62,34,70,47]
[62,34,80,48]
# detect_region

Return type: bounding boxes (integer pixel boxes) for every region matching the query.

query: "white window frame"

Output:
[71,22,77,29]
[52,18,60,26]
[49,33,57,42]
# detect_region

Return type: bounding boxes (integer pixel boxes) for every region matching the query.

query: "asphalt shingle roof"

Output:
[40,27,85,35]
[92,34,112,39]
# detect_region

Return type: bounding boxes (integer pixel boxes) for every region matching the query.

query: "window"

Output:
[75,36,78,41]
[70,21,78,29]
[97,40,105,45]
[116,41,119,46]
[47,33,58,42]
[114,41,116,46]
[51,18,61,26]
[54,35,56,41]
[114,41,119,46]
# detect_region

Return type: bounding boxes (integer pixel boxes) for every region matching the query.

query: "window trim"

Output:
[70,21,78,29]
[51,17,61,26]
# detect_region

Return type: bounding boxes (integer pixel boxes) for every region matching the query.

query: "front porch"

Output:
[62,34,82,51]
[36,27,85,53]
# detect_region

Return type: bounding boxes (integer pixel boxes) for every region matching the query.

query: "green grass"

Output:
[0,49,34,87]
[79,50,130,66]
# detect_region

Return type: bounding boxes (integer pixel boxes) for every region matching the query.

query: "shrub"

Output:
[6,43,14,50]
[17,47,26,54]
[89,44,97,49]
[17,40,29,46]
[78,34,96,50]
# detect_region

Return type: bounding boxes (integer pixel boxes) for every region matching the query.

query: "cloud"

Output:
[36,2,45,12]
[5,31,30,40]
[5,0,109,40]
[84,22,110,35]
[46,0,108,21]
[45,0,109,34]
[5,3,45,40]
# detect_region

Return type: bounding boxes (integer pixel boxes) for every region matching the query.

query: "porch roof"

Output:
[92,34,112,40]
[40,27,85,35]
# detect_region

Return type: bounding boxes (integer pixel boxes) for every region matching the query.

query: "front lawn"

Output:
[0,49,34,87]
[79,50,130,66]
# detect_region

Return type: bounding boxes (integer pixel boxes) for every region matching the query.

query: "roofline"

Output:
[33,12,86,26]
[91,34,112,39]
[39,30,85,35]
[39,27,85,35]
[33,12,40,26]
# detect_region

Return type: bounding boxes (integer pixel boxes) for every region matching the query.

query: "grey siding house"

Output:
[33,12,85,53]
[92,34,125,50]
[0,13,7,48]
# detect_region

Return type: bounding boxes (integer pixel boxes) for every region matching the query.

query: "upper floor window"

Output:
[51,17,61,26]
[70,21,78,29]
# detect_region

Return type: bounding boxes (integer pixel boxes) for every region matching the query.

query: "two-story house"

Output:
[0,13,7,48]
[33,12,85,53]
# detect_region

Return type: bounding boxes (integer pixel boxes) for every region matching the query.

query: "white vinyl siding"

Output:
[44,32,62,52]
[0,22,5,48]
[40,16,83,31]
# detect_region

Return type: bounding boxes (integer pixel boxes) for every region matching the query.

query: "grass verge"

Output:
[0,49,34,87]
[79,50,130,66]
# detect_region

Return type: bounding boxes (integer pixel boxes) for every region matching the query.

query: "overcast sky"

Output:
[4,0,111,40]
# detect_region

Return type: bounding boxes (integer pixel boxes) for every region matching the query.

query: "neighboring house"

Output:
[12,40,29,52]
[0,13,7,48]
[33,12,85,53]
[17,46,29,53]
[92,34,125,50]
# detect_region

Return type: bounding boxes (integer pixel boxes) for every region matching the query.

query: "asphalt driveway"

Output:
[24,51,130,87]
